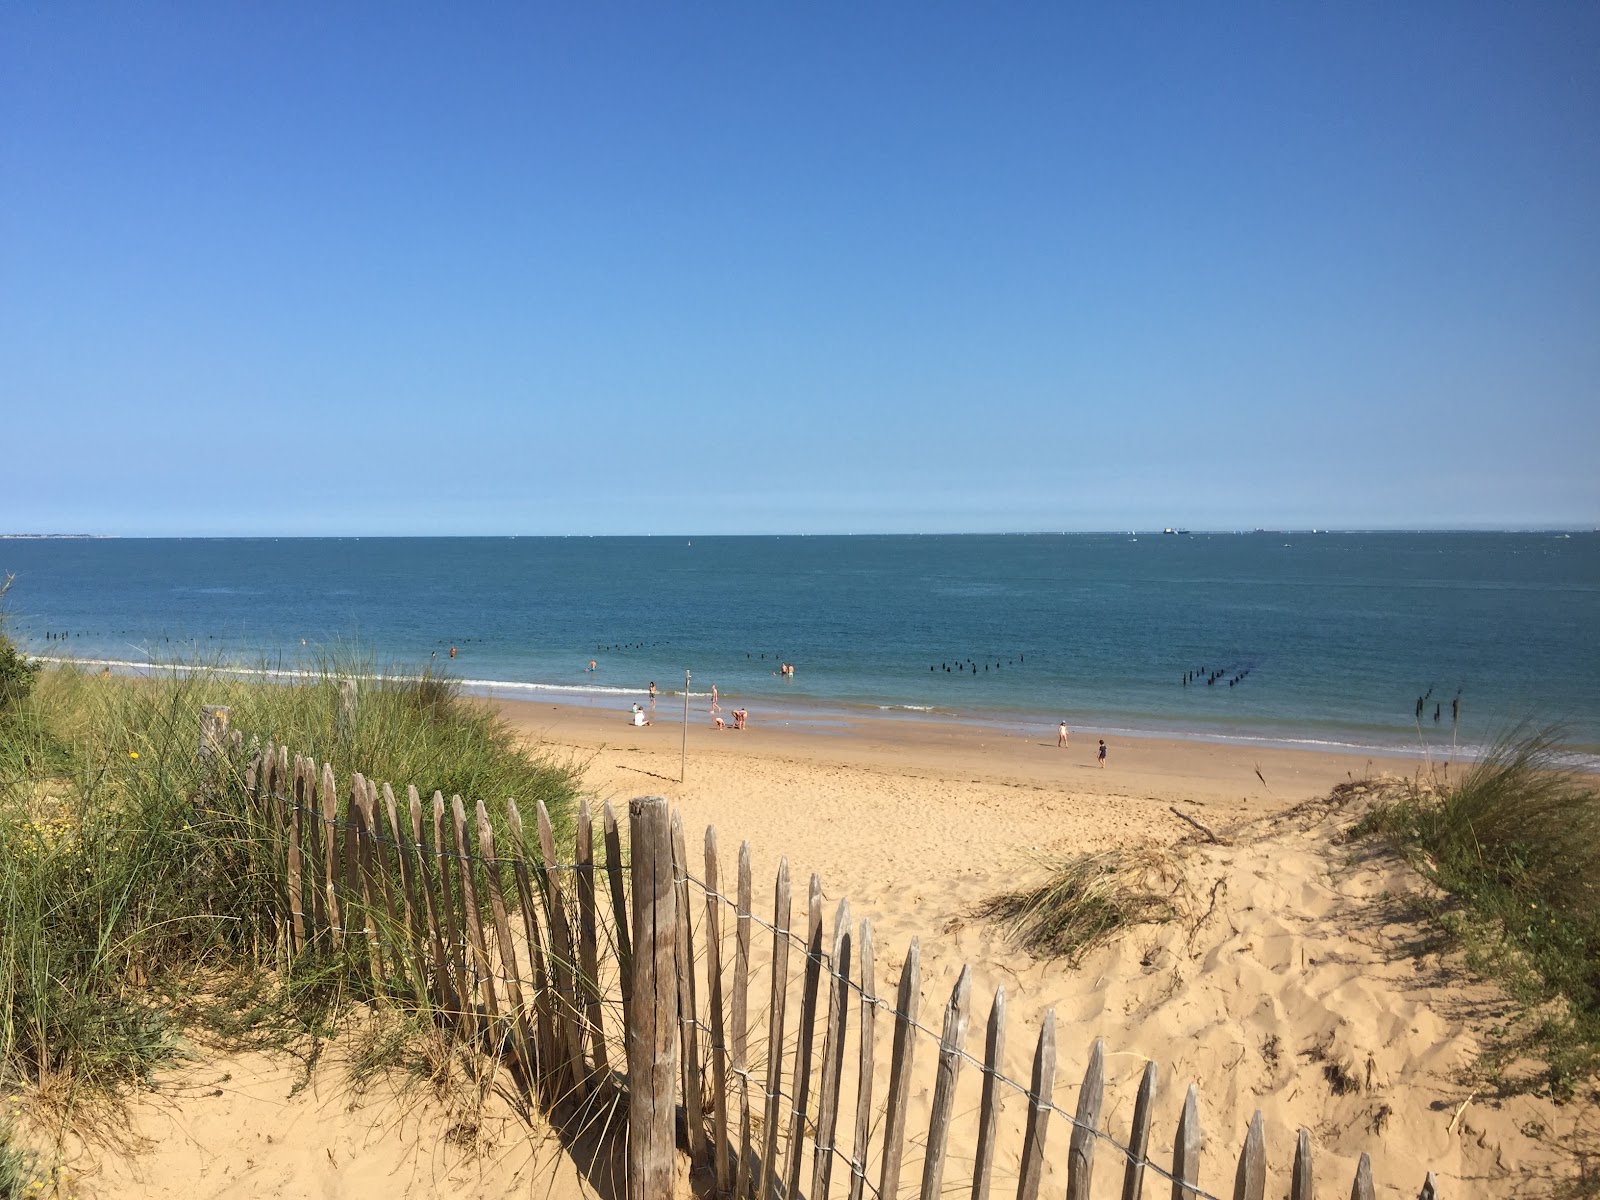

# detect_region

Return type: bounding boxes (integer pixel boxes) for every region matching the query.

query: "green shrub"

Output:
[0,578,39,717]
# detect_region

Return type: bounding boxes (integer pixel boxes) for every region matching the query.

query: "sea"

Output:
[3,533,1597,761]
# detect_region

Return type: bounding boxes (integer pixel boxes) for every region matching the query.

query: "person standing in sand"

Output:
[710,683,721,714]
[1097,738,1107,767]
[649,681,656,709]
[1058,722,1070,748]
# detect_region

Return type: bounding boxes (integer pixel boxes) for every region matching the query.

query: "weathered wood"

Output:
[704,827,732,1197]
[198,704,230,780]
[1171,1084,1203,1200]
[1350,1151,1375,1200]
[670,812,708,1166]
[602,801,633,1030]
[478,798,533,1080]
[759,858,792,1200]
[573,801,609,1076]
[918,964,973,1200]
[341,773,363,955]
[353,776,383,986]
[304,757,328,938]
[434,791,472,1034]
[1017,1009,1057,1200]
[627,796,677,1200]
[1290,1128,1313,1200]
[287,756,306,954]
[847,920,876,1200]
[1067,1038,1107,1200]
[321,763,341,949]
[273,746,290,910]
[409,787,450,1013]
[783,874,826,1199]
[373,783,406,983]
[878,937,921,1200]
[1233,1110,1265,1200]
[508,799,559,1102]
[811,899,852,1200]
[383,784,420,955]
[732,842,754,1199]
[1418,1172,1439,1200]
[538,799,589,1095]
[970,986,1005,1200]
[1121,1061,1159,1200]
[453,795,499,1031]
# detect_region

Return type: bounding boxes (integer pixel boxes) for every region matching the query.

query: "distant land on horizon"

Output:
[3,528,1597,540]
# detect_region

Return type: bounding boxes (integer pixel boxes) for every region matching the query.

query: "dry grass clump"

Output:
[980,848,1183,964]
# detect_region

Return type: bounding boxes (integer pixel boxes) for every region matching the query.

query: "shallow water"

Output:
[4,532,1597,756]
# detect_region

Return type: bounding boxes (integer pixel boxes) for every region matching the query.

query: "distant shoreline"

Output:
[33,653,1600,772]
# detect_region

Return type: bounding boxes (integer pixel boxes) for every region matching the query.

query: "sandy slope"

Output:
[26,702,1597,1197]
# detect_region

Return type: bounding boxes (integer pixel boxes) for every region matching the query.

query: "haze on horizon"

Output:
[2,5,1596,537]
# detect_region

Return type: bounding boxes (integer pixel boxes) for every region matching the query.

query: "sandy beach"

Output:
[58,699,1597,1197]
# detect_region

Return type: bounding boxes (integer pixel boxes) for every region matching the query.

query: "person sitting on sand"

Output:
[630,703,651,727]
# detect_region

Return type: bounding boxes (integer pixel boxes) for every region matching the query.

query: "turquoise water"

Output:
[3,533,1597,757]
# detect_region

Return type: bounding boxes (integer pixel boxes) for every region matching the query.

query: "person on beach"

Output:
[713,714,727,730]
[649,681,656,708]
[449,645,456,659]
[710,683,720,714]
[1058,722,1070,748]
[630,703,651,727]
[1097,739,1107,767]
[733,708,748,729]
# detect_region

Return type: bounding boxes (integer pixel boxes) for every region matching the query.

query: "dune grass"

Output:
[979,848,1181,964]
[0,653,579,1124]
[1356,726,1600,1096]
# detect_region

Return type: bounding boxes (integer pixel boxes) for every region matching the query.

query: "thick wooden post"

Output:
[919,965,973,1200]
[1017,1009,1056,1200]
[971,985,1006,1200]
[628,796,677,1200]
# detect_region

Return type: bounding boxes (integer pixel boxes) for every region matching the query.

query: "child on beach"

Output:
[1097,739,1107,767]
[1058,722,1069,748]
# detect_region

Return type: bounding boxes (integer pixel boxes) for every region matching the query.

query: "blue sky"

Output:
[2,4,1596,534]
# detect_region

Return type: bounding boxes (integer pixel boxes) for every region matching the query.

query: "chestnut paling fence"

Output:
[224,713,1439,1200]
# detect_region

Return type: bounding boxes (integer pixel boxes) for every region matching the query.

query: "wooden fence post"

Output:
[199,705,230,779]
[628,796,678,1200]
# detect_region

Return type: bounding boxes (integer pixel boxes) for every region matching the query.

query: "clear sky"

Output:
[3,4,1596,535]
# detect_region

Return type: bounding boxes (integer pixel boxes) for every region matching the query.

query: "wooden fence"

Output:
[234,726,1440,1200]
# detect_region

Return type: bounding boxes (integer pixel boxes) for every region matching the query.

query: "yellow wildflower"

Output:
[130,751,140,759]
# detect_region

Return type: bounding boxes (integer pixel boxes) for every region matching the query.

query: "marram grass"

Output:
[0,657,579,1117]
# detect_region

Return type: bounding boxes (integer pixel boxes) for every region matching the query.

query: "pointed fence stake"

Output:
[1171,1084,1203,1200]
[1232,1109,1265,1200]
[1016,1008,1056,1200]
[970,986,1006,1200]
[1067,1037,1106,1200]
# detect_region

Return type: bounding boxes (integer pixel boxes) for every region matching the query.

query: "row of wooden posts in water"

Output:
[216,707,1439,1200]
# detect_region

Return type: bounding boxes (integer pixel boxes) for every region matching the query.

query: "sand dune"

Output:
[41,702,1597,1197]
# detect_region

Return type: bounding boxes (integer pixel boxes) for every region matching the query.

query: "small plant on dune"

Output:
[1358,724,1600,1095]
[0,578,39,718]
[0,1107,41,1200]
[980,849,1181,964]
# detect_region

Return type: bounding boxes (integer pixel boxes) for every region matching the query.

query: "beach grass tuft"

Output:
[0,643,578,1135]
[979,848,1181,964]
[1357,725,1600,1095]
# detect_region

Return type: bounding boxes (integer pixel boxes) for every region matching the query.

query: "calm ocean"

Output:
[3,533,1597,758]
